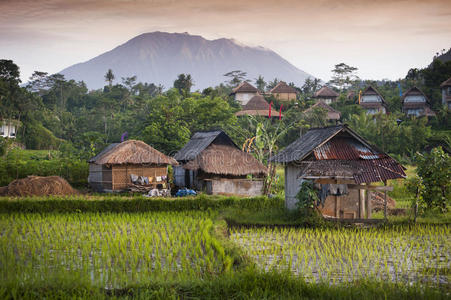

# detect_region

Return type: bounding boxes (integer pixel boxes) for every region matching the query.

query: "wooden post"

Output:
[383,181,388,221]
[367,190,372,219]
[359,184,365,219]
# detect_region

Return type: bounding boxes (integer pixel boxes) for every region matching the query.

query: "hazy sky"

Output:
[1,0,450,83]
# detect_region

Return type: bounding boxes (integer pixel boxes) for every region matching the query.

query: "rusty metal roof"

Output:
[314,137,383,160]
[298,158,406,183]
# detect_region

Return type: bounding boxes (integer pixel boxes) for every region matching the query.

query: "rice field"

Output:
[0,211,232,289]
[230,225,451,286]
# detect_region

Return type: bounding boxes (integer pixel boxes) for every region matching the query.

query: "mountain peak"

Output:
[60,31,313,90]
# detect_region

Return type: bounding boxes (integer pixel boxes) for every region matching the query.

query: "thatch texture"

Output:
[183,143,267,176]
[235,95,279,117]
[270,81,297,94]
[1,176,78,196]
[89,140,177,165]
[231,81,258,93]
[314,86,339,98]
[303,101,341,120]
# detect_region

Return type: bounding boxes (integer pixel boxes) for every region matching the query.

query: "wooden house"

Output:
[269,81,297,101]
[88,140,177,192]
[230,81,259,105]
[440,77,451,109]
[313,86,339,104]
[235,95,281,118]
[0,119,20,138]
[271,125,406,220]
[359,86,388,115]
[174,130,267,196]
[401,87,435,117]
[303,101,341,123]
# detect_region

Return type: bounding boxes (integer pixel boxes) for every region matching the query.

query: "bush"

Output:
[0,195,284,214]
[0,149,88,187]
[415,147,451,213]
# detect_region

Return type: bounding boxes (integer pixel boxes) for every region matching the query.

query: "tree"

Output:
[300,77,322,99]
[223,70,247,87]
[329,63,359,91]
[255,75,266,91]
[415,147,451,212]
[104,69,115,87]
[266,78,280,90]
[121,76,137,93]
[173,74,193,96]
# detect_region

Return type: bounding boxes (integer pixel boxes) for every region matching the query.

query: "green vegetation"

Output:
[230,225,451,286]
[0,149,88,187]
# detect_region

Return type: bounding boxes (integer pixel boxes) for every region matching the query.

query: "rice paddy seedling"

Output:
[230,224,451,286]
[0,211,231,289]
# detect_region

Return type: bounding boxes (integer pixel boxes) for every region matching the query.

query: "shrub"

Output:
[415,147,451,213]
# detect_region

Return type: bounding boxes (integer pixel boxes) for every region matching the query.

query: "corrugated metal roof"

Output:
[298,158,406,183]
[314,137,383,160]
[174,130,238,162]
[271,125,343,163]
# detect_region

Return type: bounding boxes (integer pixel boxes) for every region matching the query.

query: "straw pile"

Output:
[371,191,396,211]
[0,176,78,196]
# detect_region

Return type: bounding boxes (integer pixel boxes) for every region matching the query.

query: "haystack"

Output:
[0,176,78,196]
[371,191,396,211]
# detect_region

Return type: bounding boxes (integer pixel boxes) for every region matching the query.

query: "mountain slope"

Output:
[59,32,313,90]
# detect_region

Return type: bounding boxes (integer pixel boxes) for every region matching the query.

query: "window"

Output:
[407,109,422,116]
[404,95,425,102]
[448,87,451,95]
[361,95,381,102]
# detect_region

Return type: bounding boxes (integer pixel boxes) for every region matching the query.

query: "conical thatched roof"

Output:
[89,140,178,165]
[314,86,339,98]
[235,95,280,117]
[303,101,341,120]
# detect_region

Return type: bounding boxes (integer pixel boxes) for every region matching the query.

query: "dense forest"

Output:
[0,56,450,166]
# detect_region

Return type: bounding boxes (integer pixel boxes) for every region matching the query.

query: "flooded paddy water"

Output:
[230,225,451,286]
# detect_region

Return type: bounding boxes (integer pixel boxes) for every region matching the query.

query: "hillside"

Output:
[59,32,313,90]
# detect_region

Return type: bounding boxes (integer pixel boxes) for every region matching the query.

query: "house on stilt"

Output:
[88,140,178,192]
[270,125,406,220]
[173,130,267,196]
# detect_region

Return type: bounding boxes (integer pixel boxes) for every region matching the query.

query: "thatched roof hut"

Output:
[174,130,267,196]
[88,140,177,192]
[174,131,266,176]
[89,140,177,165]
[313,86,339,104]
[235,95,280,118]
[303,101,341,121]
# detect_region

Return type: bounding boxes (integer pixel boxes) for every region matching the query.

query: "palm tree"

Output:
[104,69,115,87]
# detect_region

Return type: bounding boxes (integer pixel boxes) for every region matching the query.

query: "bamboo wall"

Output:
[111,164,167,190]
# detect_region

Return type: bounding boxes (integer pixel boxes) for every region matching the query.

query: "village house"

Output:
[0,119,20,138]
[440,77,451,109]
[173,130,267,196]
[230,81,259,105]
[313,86,339,104]
[359,86,388,115]
[88,140,177,192]
[269,81,297,101]
[401,87,435,117]
[303,101,341,123]
[271,125,405,220]
[235,95,281,118]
